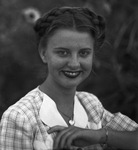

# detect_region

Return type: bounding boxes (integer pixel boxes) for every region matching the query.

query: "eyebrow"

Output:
[54,47,70,50]
[54,47,93,51]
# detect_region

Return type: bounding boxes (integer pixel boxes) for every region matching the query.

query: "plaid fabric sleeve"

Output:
[77,91,138,131]
[82,92,138,131]
[0,108,34,150]
[102,108,138,131]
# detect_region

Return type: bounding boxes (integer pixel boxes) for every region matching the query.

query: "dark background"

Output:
[0,0,138,123]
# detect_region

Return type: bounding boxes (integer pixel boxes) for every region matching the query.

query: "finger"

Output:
[69,129,92,147]
[60,129,74,149]
[66,131,79,148]
[47,125,66,134]
[60,126,79,149]
[67,127,89,147]
[53,127,70,149]
[69,145,81,150]
[54,126,74,149]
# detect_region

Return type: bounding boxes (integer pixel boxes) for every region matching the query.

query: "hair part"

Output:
[34,7,105,51]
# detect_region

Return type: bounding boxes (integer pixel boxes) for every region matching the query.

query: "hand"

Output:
[48,125,99,149]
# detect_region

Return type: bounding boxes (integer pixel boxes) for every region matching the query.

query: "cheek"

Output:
[85,63,93,74]
[47,57,65,71]
[82,57,93,72]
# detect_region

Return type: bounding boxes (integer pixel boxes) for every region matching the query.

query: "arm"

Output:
[106,128,138,149]
[47,92,138,149]
[0,109,34,150]
[48,125,138,149]
[101,108,138,149]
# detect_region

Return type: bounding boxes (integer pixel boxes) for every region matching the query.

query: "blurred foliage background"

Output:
[0,0,138,123]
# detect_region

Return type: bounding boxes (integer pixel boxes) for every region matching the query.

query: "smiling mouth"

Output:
[62,71,82,78]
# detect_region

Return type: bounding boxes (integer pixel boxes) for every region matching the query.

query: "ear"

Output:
[39,47,47,64]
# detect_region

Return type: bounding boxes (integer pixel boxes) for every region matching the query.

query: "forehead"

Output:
[47,28,94,48]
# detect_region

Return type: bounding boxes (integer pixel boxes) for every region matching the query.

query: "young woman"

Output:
[0,6,138,150]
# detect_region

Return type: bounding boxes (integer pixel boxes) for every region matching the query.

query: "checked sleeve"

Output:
[0,108,34,150]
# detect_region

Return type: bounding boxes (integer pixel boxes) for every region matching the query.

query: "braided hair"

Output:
[34,6,105,50]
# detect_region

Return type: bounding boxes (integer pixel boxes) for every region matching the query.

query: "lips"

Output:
[62,71,82,78]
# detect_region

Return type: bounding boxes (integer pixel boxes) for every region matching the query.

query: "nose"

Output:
[67,55,80,70]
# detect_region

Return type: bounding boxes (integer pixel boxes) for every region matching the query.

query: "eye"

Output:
[57,50,69,57]
[79,49,91,57]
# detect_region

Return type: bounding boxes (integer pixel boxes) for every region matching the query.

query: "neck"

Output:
[40,79,76,106]
[40,78,76,126]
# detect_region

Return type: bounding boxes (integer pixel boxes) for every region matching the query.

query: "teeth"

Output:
[65,72,78,76]
[64,71,80,77]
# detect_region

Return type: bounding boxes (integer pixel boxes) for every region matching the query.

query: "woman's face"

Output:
[40,29,94,90]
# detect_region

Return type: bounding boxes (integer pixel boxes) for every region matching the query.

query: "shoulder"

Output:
[76,91,102,106]
[1,87,43,122]
[76,91,104,124]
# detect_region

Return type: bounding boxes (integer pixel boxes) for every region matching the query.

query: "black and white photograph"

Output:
[0,0,138,149]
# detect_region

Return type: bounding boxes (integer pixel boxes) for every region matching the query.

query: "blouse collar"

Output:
[39,90,88,128]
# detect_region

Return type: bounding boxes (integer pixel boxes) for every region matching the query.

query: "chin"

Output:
[57,74,88,89]
[61,80,82,89]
